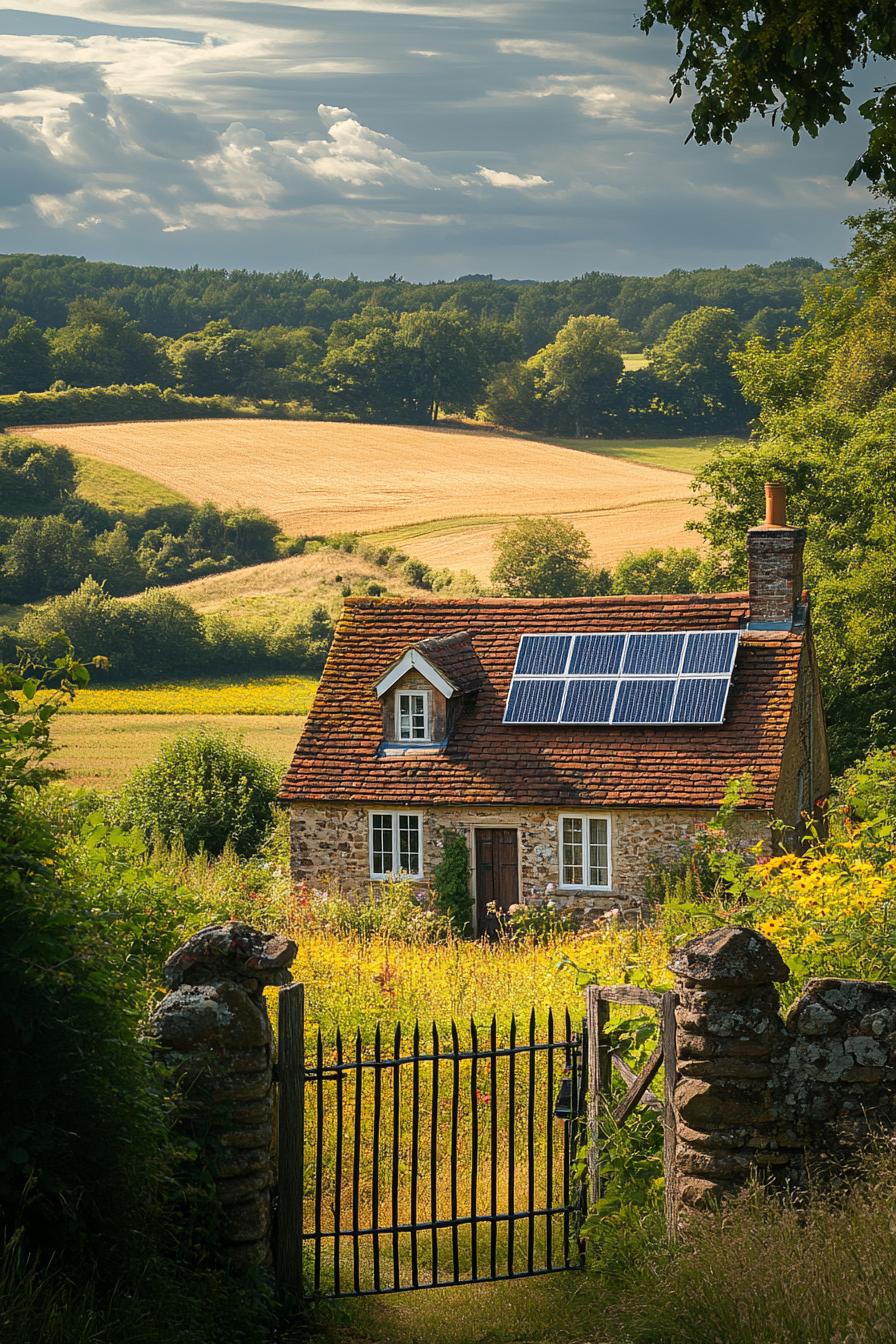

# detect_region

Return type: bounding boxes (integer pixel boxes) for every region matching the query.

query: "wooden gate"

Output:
[275,985,588,1297]
[585,984,679,1232]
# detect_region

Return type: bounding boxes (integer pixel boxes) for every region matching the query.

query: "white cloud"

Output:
[477,165,550,188]
[298,104,439,186]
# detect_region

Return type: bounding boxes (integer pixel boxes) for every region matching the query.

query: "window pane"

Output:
[398,692,428,740]
[588,817,609,888]
[410,693,427,740]
[398,814,420,874]
[561,816,584,886]
[372,813,393,876]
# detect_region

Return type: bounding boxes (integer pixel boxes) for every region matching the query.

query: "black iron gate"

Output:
[275,984,587,1297]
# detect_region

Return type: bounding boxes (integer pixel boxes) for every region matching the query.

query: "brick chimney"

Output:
[747,483,806,628]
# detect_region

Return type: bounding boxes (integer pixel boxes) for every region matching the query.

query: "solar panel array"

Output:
[503,630,740,726]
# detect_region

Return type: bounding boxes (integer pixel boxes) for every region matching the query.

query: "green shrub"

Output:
[121,730,278,857]
[291,878,451,943]
[431,829,472,933]
[502,898,576,941]
[0,382,269,427]
[0,437,76,515]
[833,746,896,823]
[15,580,334,681]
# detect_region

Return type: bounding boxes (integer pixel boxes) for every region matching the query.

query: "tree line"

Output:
[0,251,820,345]
[0,294,764,434]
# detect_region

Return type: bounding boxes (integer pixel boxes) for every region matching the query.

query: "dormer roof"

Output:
[374,631,482,699]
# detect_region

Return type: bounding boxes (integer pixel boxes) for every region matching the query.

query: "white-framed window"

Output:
[395,690,430,742]
[369,811,424,880]
[559,814,611,890]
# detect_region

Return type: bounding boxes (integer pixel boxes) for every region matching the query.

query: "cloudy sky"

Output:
[0,0,889,279]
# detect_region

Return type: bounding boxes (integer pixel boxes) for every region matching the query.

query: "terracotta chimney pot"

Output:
[765,482,787,528]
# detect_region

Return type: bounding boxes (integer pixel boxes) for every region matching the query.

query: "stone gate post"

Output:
[149,921,297,1270]
[668,926,795,1212]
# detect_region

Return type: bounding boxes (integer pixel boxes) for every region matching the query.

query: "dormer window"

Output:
[373,631,481,754]
[397,690,430,742]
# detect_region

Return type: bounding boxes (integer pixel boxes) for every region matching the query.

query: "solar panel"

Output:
[614,678,676,724]
[567,633,625,676]
[514,634,572,676]
[681,630,738,676]
[504,628,740,727]
[623,633,685,676]
[672,676,730,723]
[504,677,565,724]
[560,678,617,723]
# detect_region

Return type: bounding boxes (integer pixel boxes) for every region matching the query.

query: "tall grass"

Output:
[614,1150,896,1344]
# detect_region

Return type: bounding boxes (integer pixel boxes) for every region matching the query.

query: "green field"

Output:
[76,454,188,512]
[60,675,317,716]
[50,675,313,789]
[54,712,306,790]
[544,433,729,474]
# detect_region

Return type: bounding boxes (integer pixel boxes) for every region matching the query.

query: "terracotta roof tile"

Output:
[279,594,803,810]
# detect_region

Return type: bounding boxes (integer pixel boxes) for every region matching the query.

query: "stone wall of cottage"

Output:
[289,802,771,923]
[773,637,830,836]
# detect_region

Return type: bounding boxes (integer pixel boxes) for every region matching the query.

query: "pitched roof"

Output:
[279,595,805,810]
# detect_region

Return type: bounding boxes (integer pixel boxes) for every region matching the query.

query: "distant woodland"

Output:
[0,252,822,435]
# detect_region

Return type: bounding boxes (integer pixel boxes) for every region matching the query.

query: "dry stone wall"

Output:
[668,927,896,1216]
[149,921,296,1270]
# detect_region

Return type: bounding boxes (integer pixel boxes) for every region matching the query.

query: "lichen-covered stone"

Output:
[148,921,296,1272]
[163,920,296,989]
[669,929,896,1226]
[670,927,789,988]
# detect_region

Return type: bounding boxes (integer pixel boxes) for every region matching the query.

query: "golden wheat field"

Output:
[27,420,701,576]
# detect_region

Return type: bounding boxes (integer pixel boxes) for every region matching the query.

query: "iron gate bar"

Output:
[313,1029,323,1292]
[546,1007,554,1269]
[526,1009,535,1275]
[507,1014,516,1276]
[390,1022,400,1292]
[372,1024,382,1292]
[562,1010,571,1267]
[489,1015,497,1279]
[309,1206,578,1238]
[410,1021,420,1289]
[450,1020,460,1284]
[469,1017,478,1282]
[352,1028,363,1294]
[430,1022,439,1287]
[287,999,587,1298]
[334,1028,343,1296]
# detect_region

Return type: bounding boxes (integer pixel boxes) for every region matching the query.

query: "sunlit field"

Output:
[54,712,306,790]
[26,420,701,581]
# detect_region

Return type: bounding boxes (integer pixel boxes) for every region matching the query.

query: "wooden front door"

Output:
[475,828,519,937]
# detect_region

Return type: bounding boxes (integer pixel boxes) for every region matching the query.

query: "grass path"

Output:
[305,1272,608,1344]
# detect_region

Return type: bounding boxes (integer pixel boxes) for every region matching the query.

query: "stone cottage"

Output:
[279,485,829,928]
